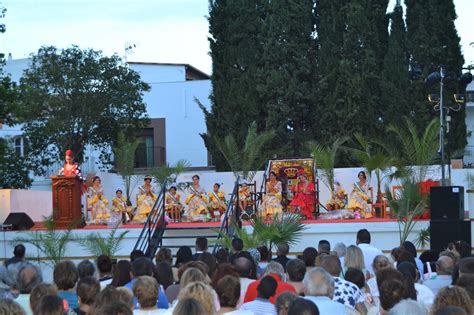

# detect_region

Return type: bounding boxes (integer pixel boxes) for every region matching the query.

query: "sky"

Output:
[1,0,473,75]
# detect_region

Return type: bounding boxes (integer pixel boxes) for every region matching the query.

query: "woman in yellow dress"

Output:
[184,175,209,221]
[238,182,251,213]
[208,183,227,220]
[347,171,372,218]
[112,189,132,223]
[165,185,183,222]
[326,180,347,210]
[259,171,283,218]
[134,175,157,222]
[87,176,111,224]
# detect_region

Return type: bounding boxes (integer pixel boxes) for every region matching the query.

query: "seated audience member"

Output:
[90,302,133,315]
[198,252,217,278]
[0,299,26,315]
[367,255,392,297]
[257,245,271,270]
[133,276,163,315]
[373,268,413,315]
[29,283,58,314]
[273,243,291,271]
[448,240,471,259]
[155,248,173,265]
[302,247,318,272]
[402,241,424,276]
[229,238,244,264]
[423,256,455,295]
[458,257,474,276]
[34,295,66,315]
[111,260,132,287]
[166,262,209,303]
[396,262,434,306]
[456,274,474,303]
[240,276,278,315]
[193,237,208,260]
[302,267,346,315]
[333,243,346,267]
[320,255,364,313]
[288,298,320,315]
[388,299,427,315]
[130,250,145,262]
[433,306,468,315]
[344,267,366,296]
[53,260,79,311]
[275,292,299,315]
[318,240,331,255]
[77,260,95,280]
[431,286,472,315]
[356,229,383,276]
[439,250,460,266]
[215,275,252,314]
[124,257,168,309]
[75,276,100,315]
[234,257,256,300]
[172,298,205,315]
[14,262,43,313]
[91,286,120,310]
[214,248,229,265]
[176,282,215,314]
[5,244,26,268]
[211,264,239,289]
[286,259,306,295]
[174,246,193,268]
[96,255,113,289]
[154,262,174,291]
[116,287,134,310]
[343,245,367,277]
[244,261,296,304]
[248,248,262,276]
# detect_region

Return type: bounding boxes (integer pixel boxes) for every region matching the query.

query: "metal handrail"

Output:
[133,179,168,258]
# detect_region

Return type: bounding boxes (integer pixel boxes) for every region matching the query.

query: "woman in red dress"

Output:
[289,172,315,219]
[58,149,82,178]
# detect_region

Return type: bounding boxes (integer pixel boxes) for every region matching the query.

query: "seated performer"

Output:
[289,171,315,219]
[165,184,183,222]
[184,175,209,222]
[87,176,111,223]
[208,183,227,220]
[347,171,372,218]
[112,189,132,223]
[58,149,82,178]
[238,181,251,214]
[259,171,283,218]
[134,175,156,222]
[326,180,347,210]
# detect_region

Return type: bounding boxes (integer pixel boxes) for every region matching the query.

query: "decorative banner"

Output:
[269,159,315,200]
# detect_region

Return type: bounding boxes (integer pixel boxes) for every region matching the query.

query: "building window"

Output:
[135,129,154,168]
[134,118,166,169]
[14,137,24,156]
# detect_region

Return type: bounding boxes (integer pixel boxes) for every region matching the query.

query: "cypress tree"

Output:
[257,0,316,157]
[203,0,266,170]
[380,1,411,126]
[406,0,465,156]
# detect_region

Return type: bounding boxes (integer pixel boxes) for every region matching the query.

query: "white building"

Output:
[1,58,213,185]
[464,80,474,165]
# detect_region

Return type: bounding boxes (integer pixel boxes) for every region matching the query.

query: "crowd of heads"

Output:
[0,228,472,315]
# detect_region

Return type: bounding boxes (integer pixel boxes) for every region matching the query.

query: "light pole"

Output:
[427,67,473,186]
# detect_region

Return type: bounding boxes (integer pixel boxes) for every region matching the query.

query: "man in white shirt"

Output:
[240,276,277,315]
[356,229,383,275]
[423,256,454,295]
[303,267,347,315]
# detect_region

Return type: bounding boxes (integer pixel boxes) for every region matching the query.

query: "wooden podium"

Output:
[50,176,85,228]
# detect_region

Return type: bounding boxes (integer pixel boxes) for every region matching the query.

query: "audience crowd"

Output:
[0,231,473,315]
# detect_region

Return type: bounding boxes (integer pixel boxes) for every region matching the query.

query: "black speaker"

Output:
[430,186,464,220]
[3,213,34,231]
[430,220,471,251]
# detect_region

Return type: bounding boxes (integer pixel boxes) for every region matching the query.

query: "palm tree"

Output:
[151,159,191,190]
[386,118,439,183]
[214,121,274,181]
[113,132,141,203]
[307,138,347,194]
[352,133,394,203]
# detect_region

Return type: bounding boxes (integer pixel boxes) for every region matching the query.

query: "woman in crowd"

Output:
[208,183,227,220]
[289,171,315,219]
[111,260,132,287]
[134,175,157,222]
[87,176,111,223]
[185,175,209,222]
[431,286,472,315]
[259,171,283,218]
[348,171,372,218]
[344,245,368,278]
[165,185,183,222]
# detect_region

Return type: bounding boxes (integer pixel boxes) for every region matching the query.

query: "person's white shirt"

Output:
[223,309,255,315]
[415,283,435,306]
[133,309,168,315]
[367,277,379,297]
[304,296,347,315]
[357,243,383,275]
[423,275,452,296]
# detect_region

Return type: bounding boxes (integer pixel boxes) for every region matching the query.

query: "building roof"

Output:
[127,61,210,81]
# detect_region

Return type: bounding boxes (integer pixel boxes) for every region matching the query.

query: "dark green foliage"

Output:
[0,139,32,189]
[18,46,150,175]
